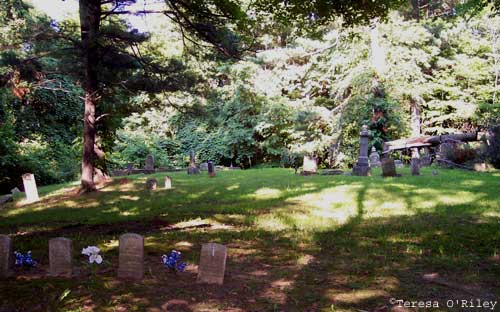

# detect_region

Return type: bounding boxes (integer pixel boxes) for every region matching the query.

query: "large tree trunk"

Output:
[410,98,421,137]
[79,0,101,193]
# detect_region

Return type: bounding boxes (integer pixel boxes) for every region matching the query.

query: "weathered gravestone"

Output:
[0,195,13,206]
[164,176,172,189]
[145,155,155,170]
[126,163,134,174]
[146,178,158,190]
[10,187,20,194]
[22,173,39,202]
[394,160,404,168]
[49,237,73,277]
[369,147,381,167]
[0,235,13,278]
[187,150,200,174]
[302,156,318,174]
[200,162,208,171]
[381,158,397,177]
[208,161,216,177]
[420,148,432,167]
[410,148,420,176]
[118,233,144,281]
[352,125,371,176]
[197,243,227,285]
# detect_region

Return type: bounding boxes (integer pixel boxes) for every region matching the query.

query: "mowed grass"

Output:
[0,167,499,311]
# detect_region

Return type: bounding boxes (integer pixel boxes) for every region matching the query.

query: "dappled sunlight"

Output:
[251,187,282,199]
[119,195,140,201]
[226,184,240,191]
[328,289,391,304]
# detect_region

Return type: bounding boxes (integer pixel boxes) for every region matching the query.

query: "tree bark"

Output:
[79,0,101,193]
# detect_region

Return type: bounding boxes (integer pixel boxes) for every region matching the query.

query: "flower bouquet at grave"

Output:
[14,251,37,268]
[82,246,103,278]
[162,250,187,273]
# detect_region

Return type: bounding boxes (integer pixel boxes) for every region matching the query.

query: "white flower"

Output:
[82,246,103,264]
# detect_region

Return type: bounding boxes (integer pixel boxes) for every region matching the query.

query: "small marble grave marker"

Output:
[369,147,381,167]
[197,243,227,285]
[49,237,73,277]
[22,173,39,202]
[0,235,13,278]
[302,156,318,174]
[118,233,144,281]
[164,176,172,189]
[187,150,200,174]
[410,148,420,176]
[146,178,158,190]
[10,187,20,194]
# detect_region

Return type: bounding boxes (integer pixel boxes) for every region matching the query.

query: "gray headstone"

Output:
[118,233,144,281]
[164,176,172,189]
[302,156,318,174]
[200,162,208,171]
[410,148,420,176]
[145,154,155,170]
[369,147,381,167]
[381,158,397,177]
[352,125,371,176]
[394,160,404,168]
[197,243,227,285]
[22,173,39,203]
[146,178,158,190]
[10,187,20,194]
[49,237,73,277]
[420,148,432,167]
[0,235,13,278]
[208,161,216,177]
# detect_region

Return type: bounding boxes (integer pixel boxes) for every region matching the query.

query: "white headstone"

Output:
[22,173,39,202]
[197,243,227,285]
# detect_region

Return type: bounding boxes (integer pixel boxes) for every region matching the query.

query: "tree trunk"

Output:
[370,19,386,76]
[410,98,421,137]
[79,0,101,193]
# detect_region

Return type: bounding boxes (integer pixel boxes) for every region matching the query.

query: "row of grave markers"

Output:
[0,234,227,285]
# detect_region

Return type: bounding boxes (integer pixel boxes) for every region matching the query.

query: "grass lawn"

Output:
[0,167,499,311]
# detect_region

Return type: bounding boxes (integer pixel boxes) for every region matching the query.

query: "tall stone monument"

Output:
[49,237,73,277]
[0,235,13,278]
[369,147,381,167]
[410,148,420,176]
[197,243,227,285]
[352,125,371,176]
[22,173,39,203]
[118,233,144,281]
[187,150,200,174]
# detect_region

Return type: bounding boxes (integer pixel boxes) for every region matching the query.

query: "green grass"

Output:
[1,167,499,311]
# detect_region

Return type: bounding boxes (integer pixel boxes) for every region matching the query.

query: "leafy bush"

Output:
[443,143,477,164]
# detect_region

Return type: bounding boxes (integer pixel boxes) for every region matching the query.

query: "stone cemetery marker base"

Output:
[164,176,172,189]
[49,237,73,277]
[197,243,227,285]
[302,156,318,174]
[22,173,39,203]
[0,235,13,278]
[118,233,144,281]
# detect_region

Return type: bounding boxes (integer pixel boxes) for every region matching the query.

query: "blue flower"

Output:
[14,251,37,267]
[162,250,187,272]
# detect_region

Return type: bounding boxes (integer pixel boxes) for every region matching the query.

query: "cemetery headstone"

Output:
[0,235,13,278]
[145,155,155,170]
[126,163,134,174]
[0,195,13,206]
[22,173,39,202]
[146,178,158,190]
[208,161,216,177]
[420,148,432,166]
[118,233,144,281]
[197,243,227,285]
[187,150,200,174]
[10,187,20,194]
[200,162,208,171]
[394,160,404,168]
[302,156,318,174]
[381,158,397,177]
[320,169,344,175]
[410,148,420,176]
[352,125,371,176]
[49,237,73,277]
[369,147,381,167]
[164,176,172,189]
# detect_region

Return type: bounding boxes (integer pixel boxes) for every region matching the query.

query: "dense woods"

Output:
[1,0,499,193]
